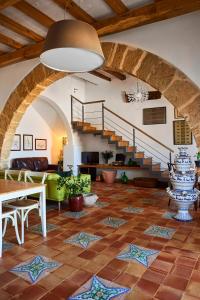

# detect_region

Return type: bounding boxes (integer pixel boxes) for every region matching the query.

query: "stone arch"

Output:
[0,41,200,167]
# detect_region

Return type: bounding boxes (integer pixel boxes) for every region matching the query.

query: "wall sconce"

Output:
[62,136,68,145]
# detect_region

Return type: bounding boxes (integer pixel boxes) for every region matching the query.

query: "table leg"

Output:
[40,186,46,238]
[0,201,2,257]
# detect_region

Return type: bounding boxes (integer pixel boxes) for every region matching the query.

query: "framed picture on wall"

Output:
[174,108,183,119]
[35,139,47,150]
[173,120,192,145]
[11,134,21,151]
[23,134,33,150]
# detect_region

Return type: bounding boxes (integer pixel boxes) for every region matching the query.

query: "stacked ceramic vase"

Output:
[166,147,199,221]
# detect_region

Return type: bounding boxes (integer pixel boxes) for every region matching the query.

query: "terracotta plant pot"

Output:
[102,170,117,184]
[69,195,83,212]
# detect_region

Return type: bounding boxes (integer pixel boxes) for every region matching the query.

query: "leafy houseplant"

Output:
[57,175,91,212]
[102,150,113,164]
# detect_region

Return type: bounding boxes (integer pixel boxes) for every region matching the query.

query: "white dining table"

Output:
[0,179,46,257]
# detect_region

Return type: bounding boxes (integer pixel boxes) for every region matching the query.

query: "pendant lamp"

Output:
[40,19,105,72]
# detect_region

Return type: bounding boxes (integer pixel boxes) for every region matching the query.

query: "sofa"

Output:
[11,157,58,173]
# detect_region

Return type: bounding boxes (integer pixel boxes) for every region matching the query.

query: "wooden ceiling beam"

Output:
[0,13,43,42]
[89,70,111,82]
[97,0,200,36]
[104,70,126,80]
[0,0,199,68]
[104,0,128,15]
[14,1,54,28]
[0,41,43,67]
[53,0,96,24]
[0,0,20,10]
[0,31,22,48]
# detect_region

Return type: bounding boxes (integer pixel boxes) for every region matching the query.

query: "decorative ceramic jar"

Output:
[170,171,195,190]
[174,147,192,173]
[167,188,199,221]
[166,147,198,221]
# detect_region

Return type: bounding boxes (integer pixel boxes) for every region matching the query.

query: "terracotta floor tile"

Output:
[136,278,160,296]
[2,277,29,295]
[181,294,200,300]
[69,270,92,286]
[175,256,197,268]
[51,279,79,299]
[0,289,11,300]
[97,266,121,281]
[107,258,129,271]
[163,274,188,291]
[155,285,183,300]
[0,272,17,288]
[172,264,193,279]
[78,249,97,260]
[52,264,77,280]
[150,259,173,274]
[39,292,64,300]
[38,273,64,291]
[16,285,47,300]
[115,272,138,287]
[142,269,166,284]
[126,262,146,277]
[125,287,154,300]
[186,281,200,298]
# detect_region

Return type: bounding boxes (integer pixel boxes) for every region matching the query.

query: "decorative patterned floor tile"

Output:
[69,275,130,300]
[64,232,102,249]
[95,201,110,208]
[63,210,89,219]
[10,255,61,284]
[117,244,159,267]
[3,241,14,252]
[144,225,176,239]
[29,223,58,235]
[100,217,127,228]
[122,206,144,214]
[162,211,176,219]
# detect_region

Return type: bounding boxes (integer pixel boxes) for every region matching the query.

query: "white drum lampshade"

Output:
[40,19,105,72]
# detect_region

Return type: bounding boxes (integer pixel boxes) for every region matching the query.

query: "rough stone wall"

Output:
[0,42,199,167]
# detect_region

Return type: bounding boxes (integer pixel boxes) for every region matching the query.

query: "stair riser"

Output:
[135,153,144,158]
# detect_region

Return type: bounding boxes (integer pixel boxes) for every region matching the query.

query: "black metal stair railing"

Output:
[71,95,174,168]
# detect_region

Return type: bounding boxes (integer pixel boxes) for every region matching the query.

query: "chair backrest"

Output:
[4,169,23,181]
[24,171,47,184]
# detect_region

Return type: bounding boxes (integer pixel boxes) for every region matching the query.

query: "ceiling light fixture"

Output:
[125,79,149,103]
[40,2,104,72]
[40,19,104,73]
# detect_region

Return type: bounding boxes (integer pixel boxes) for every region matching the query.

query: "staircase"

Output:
[71,96,174,180]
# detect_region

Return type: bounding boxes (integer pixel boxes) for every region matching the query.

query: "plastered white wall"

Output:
[85,76,197,166]
[9,98,67,164]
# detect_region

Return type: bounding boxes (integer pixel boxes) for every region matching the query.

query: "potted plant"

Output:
[195,152,200,167]
[102,150,113,164]
[57,174,90,212]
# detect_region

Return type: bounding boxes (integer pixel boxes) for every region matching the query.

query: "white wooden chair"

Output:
[8,171,47,244]
[4,169,23,181]
[2,170,22,245]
